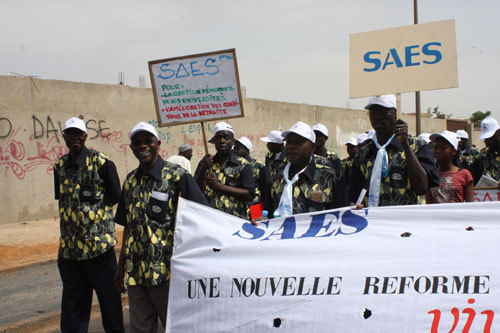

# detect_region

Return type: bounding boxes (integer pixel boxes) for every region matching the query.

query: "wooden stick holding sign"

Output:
[148,48,245,154]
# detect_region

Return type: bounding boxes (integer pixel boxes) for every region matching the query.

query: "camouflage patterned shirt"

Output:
[265,151,288,183]
[349,135,439,206]
[115,158,207,286]
[195,152,255,220]
[54,147,121,260]
[315,147,343,180]
[470,148,500,184]
[268,154,339,215]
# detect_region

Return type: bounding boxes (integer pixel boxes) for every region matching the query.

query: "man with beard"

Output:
[114,122,207,332]
[266,122,339,217]
[470,117,500,186]
[195,122,255,220]
[349,95,439,207]
[54,117,124,333]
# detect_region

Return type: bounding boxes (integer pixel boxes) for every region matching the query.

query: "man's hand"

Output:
[114,263,126,293]
[206,172,223,191]
[201,154,214,169]
[395,119,409,146]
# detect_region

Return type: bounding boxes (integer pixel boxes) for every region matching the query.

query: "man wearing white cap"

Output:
[454,129,479,169]
[114,122,207,332]
[54,117,124,332]
[470,117,500,185]
[233,137,271,209]
[266,122,339,217]
[261,130,288,182]
[350,95,439,207]
[195,122,255,220]
[312,123,343,179]
[167,143,193,174]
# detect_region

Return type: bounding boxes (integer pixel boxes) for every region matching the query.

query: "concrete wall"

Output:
[0,76,455,225]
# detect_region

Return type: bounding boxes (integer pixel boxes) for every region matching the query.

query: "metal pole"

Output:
[414,0,421,135]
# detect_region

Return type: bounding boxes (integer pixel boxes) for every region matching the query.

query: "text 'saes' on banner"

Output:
[167,199,500,332]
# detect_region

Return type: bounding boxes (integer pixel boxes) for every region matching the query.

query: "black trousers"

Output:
[58,248,124,333]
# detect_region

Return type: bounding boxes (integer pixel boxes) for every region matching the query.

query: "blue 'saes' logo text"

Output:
[233,209,368,241]
[363,42,442,72]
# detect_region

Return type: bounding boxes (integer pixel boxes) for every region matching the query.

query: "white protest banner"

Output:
[167,199,500,332]
[349,19,458,98]
[149,49,244,127]
[474,189,500,202]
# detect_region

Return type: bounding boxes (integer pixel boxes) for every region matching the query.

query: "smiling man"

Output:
[114,122,207,332]
[349,95,439,207]
[195,122,255,220]
[266,121,340,217]
[54,117,124,333]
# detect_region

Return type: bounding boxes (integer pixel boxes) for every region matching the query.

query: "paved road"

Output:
[0,262,163,332]
[0,261,61,328]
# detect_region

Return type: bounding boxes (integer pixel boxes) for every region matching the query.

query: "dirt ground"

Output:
[0,218,124,273]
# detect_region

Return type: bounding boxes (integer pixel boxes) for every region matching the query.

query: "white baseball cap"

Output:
[236,137,252,152]
[479,117,500,140]
[63,117,87,133]
[365,95,397,110]
[418,133,431,143]
[260,130,284,144]
[208,122,234,143]
[129,122,159,141]
[312,124,328,138]
[282,122,316,143]
[430,130,459,150]
[357,132,368,145]
[346,138,358,146]
[367,129,375,139]
[456,130,469,140]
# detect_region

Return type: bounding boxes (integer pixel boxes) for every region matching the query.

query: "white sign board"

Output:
[350,19,458,98]
[474,189,500,202]
[149,49,244,127]
[167,199,500,332]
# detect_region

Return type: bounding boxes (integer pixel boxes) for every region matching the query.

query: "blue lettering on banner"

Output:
[157,57,221,80]
[233,209,368,241]
[363,42,443,72]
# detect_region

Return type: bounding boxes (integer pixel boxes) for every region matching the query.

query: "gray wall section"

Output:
[0,75,480,225]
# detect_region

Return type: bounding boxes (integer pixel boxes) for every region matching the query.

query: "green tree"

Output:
[469,111,491,127]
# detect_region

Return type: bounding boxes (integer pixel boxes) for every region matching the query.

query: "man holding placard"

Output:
[349,95,439,207]
[195,122,255,220]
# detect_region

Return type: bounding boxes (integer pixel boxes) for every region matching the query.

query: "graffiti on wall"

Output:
[1,114,269,181]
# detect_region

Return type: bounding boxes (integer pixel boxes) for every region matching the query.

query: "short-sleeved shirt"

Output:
[349,135,439,206]
[267,154,338,215]
[470,148,500,185]
[54,147,121,261]
[315,147,343,180]
[115,157,207,287]
[429,169,473,203]
[195,152,255,220]
[265,151,288,183]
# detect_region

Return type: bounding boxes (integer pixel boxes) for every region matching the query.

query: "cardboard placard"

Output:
[149,49,244,127]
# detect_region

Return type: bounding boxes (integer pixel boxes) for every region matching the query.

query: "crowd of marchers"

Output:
[52,94,500,332]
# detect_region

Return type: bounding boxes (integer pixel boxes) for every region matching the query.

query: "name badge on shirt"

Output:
[310,191,323,203]
[151,191,169,201]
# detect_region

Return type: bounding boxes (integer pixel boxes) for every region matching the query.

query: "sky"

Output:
[1,0,499,121]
